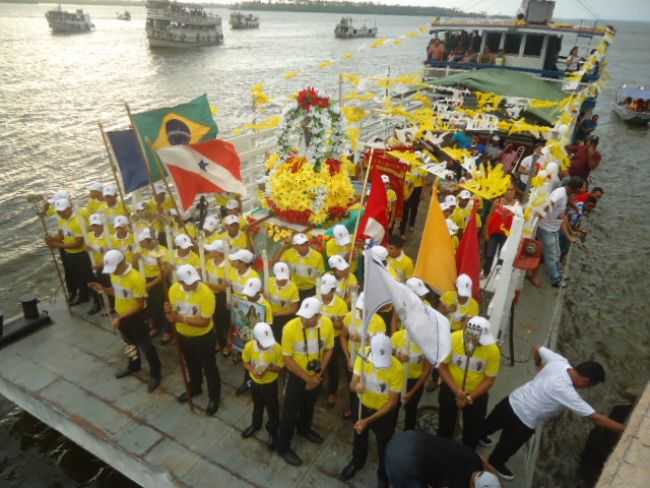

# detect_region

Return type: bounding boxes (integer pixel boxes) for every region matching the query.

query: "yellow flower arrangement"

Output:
[265,223,294,243]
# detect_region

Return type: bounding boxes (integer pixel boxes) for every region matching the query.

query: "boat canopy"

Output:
[618,86,650,102]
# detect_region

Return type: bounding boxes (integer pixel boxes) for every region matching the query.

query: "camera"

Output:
[306,360,322,374]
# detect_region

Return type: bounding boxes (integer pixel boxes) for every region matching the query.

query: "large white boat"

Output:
[334,17,377,39]
[229,12,259,30]
[45,6,94,34]
[145,0,224,48]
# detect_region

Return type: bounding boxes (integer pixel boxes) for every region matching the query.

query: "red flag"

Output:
[456,207,481,299]
[156,139,246,210]
[358,170,389,243]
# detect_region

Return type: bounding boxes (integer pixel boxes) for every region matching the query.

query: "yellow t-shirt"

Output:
[335,273,359,304]
[445,330,501,393]
[281,316,335,374]
[267,278,300,315]
[174,250,201,269]
[57,214,85,254]
[391,329,427,379]
[255,296,274,324]
[387,252,414,283]
[451,204,482,231]
[86,230,110,267]
[343,311,387,361]
[80,197,105,222]
[280,248,325,290]
[205,258,229,289]
[168,281,215,337]
[227,267,260,298]
[100,202,129,231]
[204,230,223,245]
[242,340,284,384]
[141,245,171,279]
[321,295,348,337]
[172,222,198,240]
[441,291,480,331]
[111,266,147,317]
[111,232,137,266]
[354,350,404,411]
[218,230,249,252]
[325,239,357,273]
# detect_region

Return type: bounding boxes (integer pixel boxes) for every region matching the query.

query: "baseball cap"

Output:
[102,249,124,274]
[406,277,428,297]
[102,183,117,197]
[370,333,393,369]
[273,261,290,280]
[370,245,388,262]
[242,277,262,298]
[89,213,104,226]
[381,174,390,184]
[176,264,201,285]
[88,182,103,193]
[474,472,500,488]
[224,214,239,226]
[54,198,71,212]
[441,201,453,212]
[48,190,70,204]
[204,239,226,253]
[203,215,220,233]
[229,249,254,264]
[446,219,459,235]
[459,189,472,200]
[320,273,338,294]
[328,255,350,271]
[226,199,240,210]
[174,234,193,250]
[114,215,129,228]
[444,195,457,207]
[333,224,351,246]
[137,228,153,243]
[297,297,322,319]
[466,316,496,346]
[456,273,473,298]
[292,233,309,245]
[253,322,276,349]
[154,181,166,194]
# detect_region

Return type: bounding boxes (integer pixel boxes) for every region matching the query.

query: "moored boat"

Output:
[229,11,259,30]
[613,85,650,125]
[45,6,94,34]
[145,0,224,48]
[334,17,377,39]
[116,10,131,21]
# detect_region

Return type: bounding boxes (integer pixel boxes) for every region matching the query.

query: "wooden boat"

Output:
[613,85,650,125]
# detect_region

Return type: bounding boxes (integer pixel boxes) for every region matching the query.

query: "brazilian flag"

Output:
[132,94,218,181]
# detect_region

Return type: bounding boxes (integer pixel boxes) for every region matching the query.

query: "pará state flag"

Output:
[157,139,246,211]
[106,129,149,193]
[357,169,389,244]
[131,94,218,181]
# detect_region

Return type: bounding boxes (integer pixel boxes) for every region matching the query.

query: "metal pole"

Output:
[346,148,375,267]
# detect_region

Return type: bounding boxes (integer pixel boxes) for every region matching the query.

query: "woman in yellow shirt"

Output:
[204,239,231,354]
[320,273,349,407]
[267,261,300,341]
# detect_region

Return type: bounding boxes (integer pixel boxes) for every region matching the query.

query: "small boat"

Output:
[613,85,650,125]
[334,17,377,39]
[229,12,259,30]
[45,6,94,34]
[116,10,131,21]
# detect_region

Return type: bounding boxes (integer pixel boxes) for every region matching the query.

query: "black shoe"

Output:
[279,448,302,467]
[236,380,252,396]
[176,389,202,403]
[87,302,102,315]
[206,400,219,416]
[339,461,359,481]
[493,463,515,481]
[148,377,161,393]
[241,425,259,438]
[298,428,323,444]
[115,367,140,379]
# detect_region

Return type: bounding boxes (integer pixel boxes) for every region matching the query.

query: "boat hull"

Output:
[147,36,223,48]
[613,105,650,125]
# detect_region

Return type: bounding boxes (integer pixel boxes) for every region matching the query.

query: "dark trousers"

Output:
[251,380,280,439]
[399,186,423,235]
[352,404,398,483]
[63,251,93,301]
[298,287,316,302]
[277,372,320,453]
[484,233,507,276]
[346,366,358,414]
[60,249,75,296]
[327,339,343,395]
[213,292,230,348]
[178,330,221,402]
[437,382,488,449]
[147,281,169,332]
[402,378,424,431]
[271,314,292,343]
[483,396,535,467]
[119,309,161,379]
[91,269,111,307]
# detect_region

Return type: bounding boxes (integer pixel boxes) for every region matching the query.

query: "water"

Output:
[0,4,648,486]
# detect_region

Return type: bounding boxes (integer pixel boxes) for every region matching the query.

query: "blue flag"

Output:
[106,129,149,193]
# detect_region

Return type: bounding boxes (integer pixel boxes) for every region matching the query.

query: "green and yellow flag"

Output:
[131,94,218,181]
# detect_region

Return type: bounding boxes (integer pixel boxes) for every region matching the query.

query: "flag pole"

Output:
[346,147,375,268]
[356,246,371,420]
[123,103,160,201]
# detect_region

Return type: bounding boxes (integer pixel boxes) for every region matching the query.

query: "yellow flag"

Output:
[319,59,335,69]
[284,70,301,80]
[370,38,388,48]
[343,52,354,61]
[414,186,457,294]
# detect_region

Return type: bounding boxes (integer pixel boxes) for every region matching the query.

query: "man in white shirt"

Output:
[480,346,625,481]
[514,143,542,193]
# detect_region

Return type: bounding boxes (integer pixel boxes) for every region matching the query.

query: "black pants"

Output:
[352,405,398,483]
[437,382,488,449]
[147,280,169,332]
[60,249,75,297]
[178,330,221,402]
[251,380,280,439]
[91,269,111,308]
[271,314,292,343]
[402,378,424,431]
[298,287,316,302]
[213,292,230,349]
[277,372,320,453]
[483,396,535,467]
[63,251,93,301]
[120,309,161,379]
[399,186,423,235]
[346,365,358,414]
[327,339,343,395]
[484,234,507,276]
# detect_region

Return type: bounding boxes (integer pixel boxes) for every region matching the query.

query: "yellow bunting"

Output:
[343,52,354,61]
[265,152,281,171]
[406,31,419,38]
[319,59,335,69]
[344,91,377,102]
[410,91,432,108]
[341,72,361,87]
[419,25,428,32]
[396,73,423,86]
[284,70,301,80]
[251,83,271,107]
[443,147,474,162]
[475,91,503,112]
[370,38,388,48]
[388,150,423,167]
[233,115,283,135]
[507,119,551,138]
[528,99,560,109]
[460,163,512,200]
[393,39,403,46]
[342,106,369,123]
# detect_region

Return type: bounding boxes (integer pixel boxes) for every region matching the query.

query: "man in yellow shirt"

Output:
[452,190,482,232]
[382,174,398,231]
[79,182,105,222]
[227,249,258,299]
[204,239,230,353]
[221,214,249,252]
[241,322,284,449]
[151,181,176,214]
[387,235,414,283]
[86,213,111,315]
[111,215,137,268]
[89,250,161,393]
[280,233,325,300]
[277,297,335,466]
[437,316,501,448]
[328,255,358,305]
[267,261,300,341]
[320,273,349,406]
[399,164,428,237]
[100,184,129,233]
[202,215,222,244]
[340,333,404,488]
[171,234,200,269]
[165,264,220,416]
[441,274,480,331]
[326,224,358,274]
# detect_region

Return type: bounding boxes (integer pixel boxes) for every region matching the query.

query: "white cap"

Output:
[114,215,129,228]
[355,292,365,310]
[137,228,153,242]
[467,316,496,346]
[456,273,473,298]
[154,181,166,194]
[320,273,338,294]
[51,190,70,202]
[333,224,351,246]
[406,277,429,297]
[174,234,193,250]
[54,198,71,212]
[446,219,459,235]
[135,201,147,212]
[441,201,453,212]
[224,214,239,226]
[381,174,390,184]
[444,195,457,207]
[89,213,104,226]
[229,249,254,264]
[102,183,117,197]
[292,233,309,245]
[474,472,501,488]
[226,199,240,210]
[204,239,226,253]
[176,264,201,285]
[492,135,501,142]
[253,322,276,349]
[297,297,322,319]
[89,182,103,193]
[203,215,220,233]
[242,277,262,298]
[459,189,472,200]
[102,249,124,274]
[370,245,388,263]
[273,261,290,280]
[546,161,559,177]
[370,333,393,369]
[328,254,350,271]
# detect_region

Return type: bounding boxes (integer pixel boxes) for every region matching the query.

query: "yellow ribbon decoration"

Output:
[343,52,354,61]
[319,59,335,69]
[370,38,389,48]
[284,70,301,80]
[341,72,361,87]
[460,163,512,200]
[210,104,220,115]
[251,83,271,107]
[342,106,369,123]
[233,115,283,135]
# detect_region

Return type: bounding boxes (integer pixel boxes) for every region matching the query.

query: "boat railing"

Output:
[147,8,220,26]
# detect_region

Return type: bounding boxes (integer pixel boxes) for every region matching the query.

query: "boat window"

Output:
[486,32,501,52]
[524,34,544,56]
[504,33,522,55]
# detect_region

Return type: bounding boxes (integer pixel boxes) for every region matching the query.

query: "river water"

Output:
[0,4,648,487]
